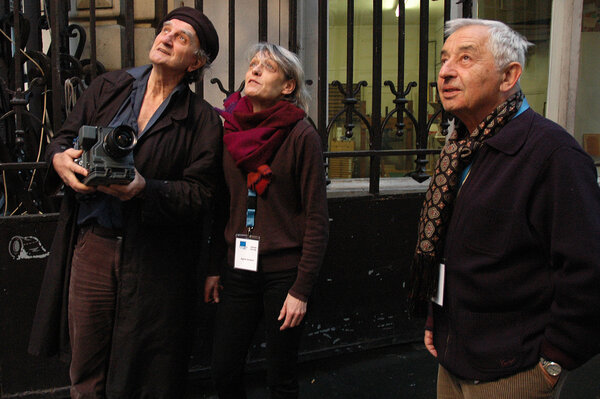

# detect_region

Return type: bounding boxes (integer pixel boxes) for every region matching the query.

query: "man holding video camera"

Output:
[28,7,223,398]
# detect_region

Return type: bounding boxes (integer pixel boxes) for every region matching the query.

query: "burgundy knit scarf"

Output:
[409,90,524,312]
[217,92,306,195]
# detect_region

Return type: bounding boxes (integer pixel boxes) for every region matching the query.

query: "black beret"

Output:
[157,7,219,63]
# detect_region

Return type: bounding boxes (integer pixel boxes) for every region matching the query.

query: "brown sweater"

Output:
[219,119,329,301]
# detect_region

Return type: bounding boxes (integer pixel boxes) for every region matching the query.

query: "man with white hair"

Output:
[410,19,600,398]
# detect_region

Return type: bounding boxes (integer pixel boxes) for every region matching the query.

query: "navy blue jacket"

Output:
[432,108,600,381]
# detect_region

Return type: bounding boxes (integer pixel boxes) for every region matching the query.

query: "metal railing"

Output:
[319,0,452,194]
[0,0,458,216]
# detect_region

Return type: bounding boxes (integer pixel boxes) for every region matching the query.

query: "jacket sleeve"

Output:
[288,124,330,301]
[530,146,600,370]
[139,109,224,227]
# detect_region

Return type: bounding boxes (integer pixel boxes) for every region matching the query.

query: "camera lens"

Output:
[103,125,137,159]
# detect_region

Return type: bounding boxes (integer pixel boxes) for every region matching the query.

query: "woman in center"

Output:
[205,43,330,398]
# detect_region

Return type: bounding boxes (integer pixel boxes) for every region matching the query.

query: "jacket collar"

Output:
[481,106,535,156]
[145,88,191,136]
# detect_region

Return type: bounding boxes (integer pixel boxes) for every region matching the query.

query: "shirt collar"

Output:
[127,65,188,95]
[126,65,189,135]
[481,96,532,156]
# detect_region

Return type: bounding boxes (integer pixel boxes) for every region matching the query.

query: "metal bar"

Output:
[50,0,63,130]
[344,0,354,137]
[259,0,267,42]
[90,0,97,81]
[325,149,440,158]
[369,0,382,195]
[0,162,48,171]
[195,0,204,97]
[0,2,9,75]
[13,0,23,91]
[156,0,168,22]
[11,0,26,155]
[317,0,328,151]
[408,0,431,182]
[229,0,235,94]
[123,0,134,68]
[24,0,42,51]
[59,1,70,56]
[462,0,473,18]
[24,0,43,122]
[397,0,405,92]
[417,0,429,150]
[289,0,298,53]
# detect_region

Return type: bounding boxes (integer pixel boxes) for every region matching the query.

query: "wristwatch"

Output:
[540,356,562,377]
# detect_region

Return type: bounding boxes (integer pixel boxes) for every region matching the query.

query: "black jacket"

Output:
[432,108,600,381]
[28,68,223,397]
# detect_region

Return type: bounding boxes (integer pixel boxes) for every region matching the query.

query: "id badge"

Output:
[431,263,445,307]
[234,234,260,272]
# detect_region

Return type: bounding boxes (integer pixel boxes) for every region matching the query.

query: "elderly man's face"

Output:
[437,25,505,130]
[149,19,204,75]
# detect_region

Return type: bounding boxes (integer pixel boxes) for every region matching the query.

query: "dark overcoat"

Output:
[28,67,223,397]
[432,108,600,381]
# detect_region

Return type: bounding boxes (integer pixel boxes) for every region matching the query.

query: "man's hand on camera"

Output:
[52,149,97,194]
[97,169,146,201]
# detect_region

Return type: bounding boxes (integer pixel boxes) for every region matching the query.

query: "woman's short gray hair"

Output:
[445,18,533,70]
[247,42,311,112]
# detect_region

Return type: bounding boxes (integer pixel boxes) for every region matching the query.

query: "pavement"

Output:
[186,343,600,398]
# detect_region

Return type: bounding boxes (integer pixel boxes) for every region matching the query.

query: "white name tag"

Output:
[431,263,445,307]
[234,234,260,272]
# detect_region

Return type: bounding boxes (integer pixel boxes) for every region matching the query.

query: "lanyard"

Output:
[459,164,471,187]
[246,189,257,235]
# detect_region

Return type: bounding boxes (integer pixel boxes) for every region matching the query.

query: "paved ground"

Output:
[187,343,600,398]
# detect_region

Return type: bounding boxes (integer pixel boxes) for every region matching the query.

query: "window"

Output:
[327,0,446,180]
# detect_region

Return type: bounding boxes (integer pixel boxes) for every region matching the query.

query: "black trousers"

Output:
[211,267,304,399]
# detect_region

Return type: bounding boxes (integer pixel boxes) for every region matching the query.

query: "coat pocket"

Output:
[462,205,515,258]
[459,309,526,372]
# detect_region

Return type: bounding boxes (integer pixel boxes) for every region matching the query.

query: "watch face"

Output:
[546,363,562,376]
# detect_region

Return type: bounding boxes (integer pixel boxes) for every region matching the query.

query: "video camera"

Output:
[75,125,137,186]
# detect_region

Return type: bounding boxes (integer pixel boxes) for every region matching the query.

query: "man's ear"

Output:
[281,79,296,96]
[500,62,522,93]
[187,57,206,73]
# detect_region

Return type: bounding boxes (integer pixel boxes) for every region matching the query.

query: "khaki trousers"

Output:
[437,363,567,399]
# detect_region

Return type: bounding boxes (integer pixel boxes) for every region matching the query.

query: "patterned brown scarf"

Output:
[409,90,524,312]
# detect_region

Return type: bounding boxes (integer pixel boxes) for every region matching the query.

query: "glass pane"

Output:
[328,1,370,179]
[575,0,600,173]
[478,0,553,116]
[327,0,446,179]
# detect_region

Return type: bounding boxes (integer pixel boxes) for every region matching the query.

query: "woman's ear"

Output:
[281,79,296,96]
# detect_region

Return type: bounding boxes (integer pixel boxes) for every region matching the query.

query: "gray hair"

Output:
[247,42,311,112]
[184,46,211,84]
[445,18,533,71]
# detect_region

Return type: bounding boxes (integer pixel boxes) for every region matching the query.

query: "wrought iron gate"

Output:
[0,0,467,217]
[0,0,467,396]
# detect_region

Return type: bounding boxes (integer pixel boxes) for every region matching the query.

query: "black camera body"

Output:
[76,125,137,186]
